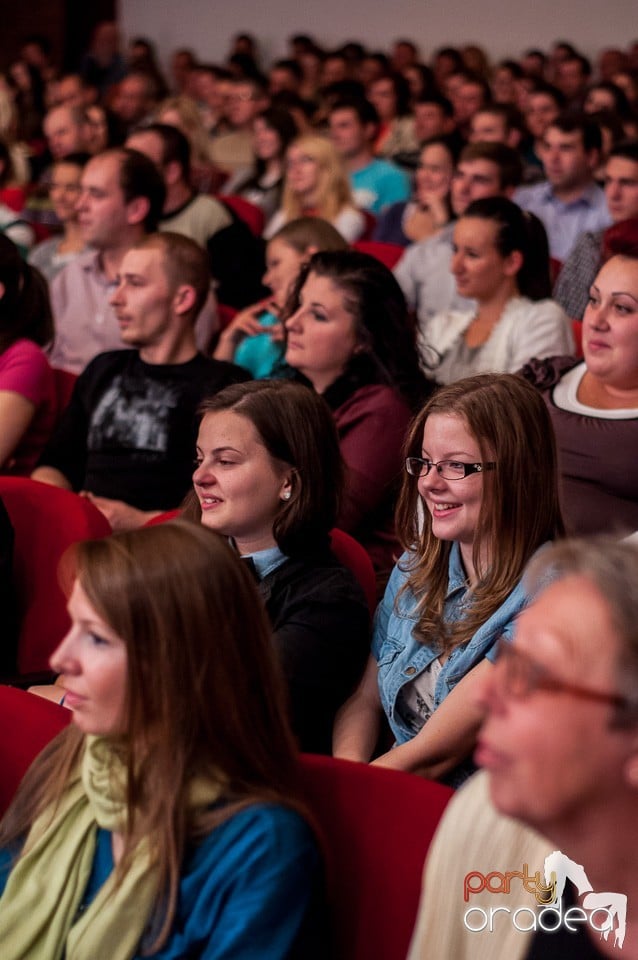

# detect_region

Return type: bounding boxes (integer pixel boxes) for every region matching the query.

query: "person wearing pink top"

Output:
[0,237,57,474]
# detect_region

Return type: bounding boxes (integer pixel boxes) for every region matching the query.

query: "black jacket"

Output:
[258,549,370,755]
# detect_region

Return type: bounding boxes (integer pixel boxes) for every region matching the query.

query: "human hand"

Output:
[82,493,158,531]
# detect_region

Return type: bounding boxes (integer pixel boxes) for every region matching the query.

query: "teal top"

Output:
[234,310,286,379]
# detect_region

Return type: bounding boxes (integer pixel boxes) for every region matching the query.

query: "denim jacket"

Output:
[371,543,537,747]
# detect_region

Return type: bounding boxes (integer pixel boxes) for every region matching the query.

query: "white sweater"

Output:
[420,296,574,384]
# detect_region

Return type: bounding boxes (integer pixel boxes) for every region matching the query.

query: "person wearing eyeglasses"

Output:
[407,536,638,959]
[333,373,564,785]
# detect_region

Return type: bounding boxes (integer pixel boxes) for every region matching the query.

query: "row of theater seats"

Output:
[0,478,377,681]
[0,684,452,960]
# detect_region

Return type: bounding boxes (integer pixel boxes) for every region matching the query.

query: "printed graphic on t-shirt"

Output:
[87,375,181,453]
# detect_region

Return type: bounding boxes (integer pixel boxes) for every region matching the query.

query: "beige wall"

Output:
[120,0,636,70]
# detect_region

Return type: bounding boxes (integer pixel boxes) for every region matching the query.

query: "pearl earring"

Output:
[282,491,291,501]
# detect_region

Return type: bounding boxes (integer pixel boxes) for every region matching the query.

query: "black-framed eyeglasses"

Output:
[405,457,496,480]
[494,638,631,710]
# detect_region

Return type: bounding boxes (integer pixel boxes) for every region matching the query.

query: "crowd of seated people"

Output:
[1,23,638,958]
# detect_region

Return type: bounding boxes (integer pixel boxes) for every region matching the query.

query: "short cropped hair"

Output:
[136,232,210,320]
[110,147,166,232]
[458,141,523,189]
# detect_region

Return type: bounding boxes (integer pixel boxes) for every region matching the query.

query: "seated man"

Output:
[408,537,638,958]
[329,97,410,214]
[127,123,266,308]
[33,232,248,530]
[514,112,611,262]
[554,140,638,318]
[49,147,217,372]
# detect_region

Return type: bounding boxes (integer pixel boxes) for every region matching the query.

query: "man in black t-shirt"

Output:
[33,232,248,529]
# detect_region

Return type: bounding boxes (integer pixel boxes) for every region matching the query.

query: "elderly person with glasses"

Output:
[408,535,638,959]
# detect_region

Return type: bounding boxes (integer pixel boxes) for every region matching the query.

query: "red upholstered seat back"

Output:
[0,478,112,675]
[299,754,452,960]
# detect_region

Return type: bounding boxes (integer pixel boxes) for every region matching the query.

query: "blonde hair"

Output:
[282,134,353,223]
[156,95,214,167]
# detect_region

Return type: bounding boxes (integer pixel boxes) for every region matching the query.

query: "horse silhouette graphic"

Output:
[544,851,627,949]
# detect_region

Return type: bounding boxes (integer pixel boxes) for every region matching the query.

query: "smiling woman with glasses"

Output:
[333,373,564,785]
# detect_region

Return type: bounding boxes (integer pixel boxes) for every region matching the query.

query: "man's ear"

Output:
[126,196,151,227]
[173,283,197,316]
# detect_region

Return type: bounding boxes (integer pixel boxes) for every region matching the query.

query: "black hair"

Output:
[463,196,551,300]
[117,147,166,232]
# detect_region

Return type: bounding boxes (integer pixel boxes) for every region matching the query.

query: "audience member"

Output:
[555,140,638,318]
[514,112,611,261]
[421,197,573,383]
[214,216,347,377]
[0,520,323,956]
[522,83,565,172]
[210,76,269,175]
[554,52,592,108]
[155,96,219,193]
[0,236,56,474]
[43,104,88,161]
[48,147,167,373]
[412,93,456,144]
[408,536,638,959]
[79,20,127,98]
[265,134,365,242]
[523,251,638,536]
[28,152,88,282]
[333,374,564,785]
[189,380,370,753]
[367,71,419,158]
[329,98,410,213]
[395,142,523,328]
[469,103,524,149]
[110,72,160,135]
[34,233,247,528]
[373,136,456,246]
[221,107,298,220]
[284,250,431,580]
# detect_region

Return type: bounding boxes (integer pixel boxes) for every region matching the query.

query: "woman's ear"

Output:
[300,245,319,265]
[504,249,524,278]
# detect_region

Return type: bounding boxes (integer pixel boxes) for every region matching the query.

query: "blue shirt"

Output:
[513,180,611,262]
[350,159,411,214]
[0,803,322,959]
[372,544,537,749]
[233,310,286,380]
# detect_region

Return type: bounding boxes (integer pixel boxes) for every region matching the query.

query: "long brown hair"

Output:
[0,521,302,949]
[396,374,564,650]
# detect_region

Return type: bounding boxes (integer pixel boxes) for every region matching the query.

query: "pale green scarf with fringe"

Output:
[0,735,224,960]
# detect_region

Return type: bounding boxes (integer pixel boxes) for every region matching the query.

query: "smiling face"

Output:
[193,410,292,554]
[50,580,128,736]
[49,161,83,223]
[262,237,306,308]
[253,117,283,162]
[284,271,359,393]
[451,217,519,301]
[418,413,485,576]
[475,575,633,835]
[582,255,638,391]
[415,143,454,203]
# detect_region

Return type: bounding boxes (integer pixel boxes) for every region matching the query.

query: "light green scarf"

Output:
[0,736,224,960]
